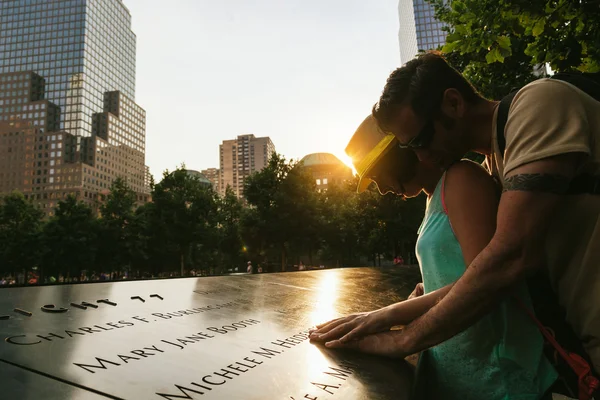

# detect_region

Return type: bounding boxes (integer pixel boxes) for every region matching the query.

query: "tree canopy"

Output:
[428,0,600,99]
[0,156,425,284]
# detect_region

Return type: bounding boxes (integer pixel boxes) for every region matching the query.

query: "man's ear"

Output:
[440,88,465,118]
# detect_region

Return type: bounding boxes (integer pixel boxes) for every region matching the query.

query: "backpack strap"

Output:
[514,295,600,400]
[496,90,518,157]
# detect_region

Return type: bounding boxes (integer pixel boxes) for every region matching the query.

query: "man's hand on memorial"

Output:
[324,331,409,358]
[309,311,387,343]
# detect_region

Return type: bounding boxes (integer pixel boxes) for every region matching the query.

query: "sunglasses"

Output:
[397,119,435,149]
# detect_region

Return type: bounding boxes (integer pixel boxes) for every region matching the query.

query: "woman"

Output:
[312,119,556,399]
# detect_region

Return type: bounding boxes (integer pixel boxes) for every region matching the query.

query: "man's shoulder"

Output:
[502,77,595,176]
[516,78,577,103]
[514,77,599,109]
[506,77,593,131]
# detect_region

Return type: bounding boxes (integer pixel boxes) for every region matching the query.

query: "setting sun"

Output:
[335,152,357,176]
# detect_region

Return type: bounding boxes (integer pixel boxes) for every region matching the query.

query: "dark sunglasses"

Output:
[397,119,435,149]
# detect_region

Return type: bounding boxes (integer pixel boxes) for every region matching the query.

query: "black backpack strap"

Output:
[496,90,518,157]
[551,72,600,100]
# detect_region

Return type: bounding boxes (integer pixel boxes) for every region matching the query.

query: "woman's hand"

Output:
[324,330,410,359]
[309,310,389,344]
[408,282,424,299]
[309,283,443,346]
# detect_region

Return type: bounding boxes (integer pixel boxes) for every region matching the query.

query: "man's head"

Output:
[346,115,424,197]
[372,52,486,168]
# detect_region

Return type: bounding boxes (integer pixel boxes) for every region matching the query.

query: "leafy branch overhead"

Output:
[427,0,600,99]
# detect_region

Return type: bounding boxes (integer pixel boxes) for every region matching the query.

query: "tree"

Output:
[243,154,319,271]
[371,193,425,265]
[317,179,362,267]
[150,167,219,276]
[243,154,291,271]
[41,196,98,281]
[131,201,166,278]
[216,187,244,274]
[275,162,321,266]
[0,192,44,283]
[98,177,137,275]
[429,0,600,99]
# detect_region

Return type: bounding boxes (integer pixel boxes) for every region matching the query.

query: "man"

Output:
[342,52,600,373]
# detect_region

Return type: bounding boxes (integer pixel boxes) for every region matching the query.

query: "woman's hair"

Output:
[372,51,483,130]
[371,145,418,184]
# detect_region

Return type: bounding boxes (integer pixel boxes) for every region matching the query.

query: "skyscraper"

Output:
[398,0,447,65]
[200,168,220,191]
[0,0,148,214]
[219,134,275,198]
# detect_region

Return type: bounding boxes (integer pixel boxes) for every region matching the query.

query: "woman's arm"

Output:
[444,160,499,266]
[310,284,453,343]
[375,160,500,327]
[377,283,453,325]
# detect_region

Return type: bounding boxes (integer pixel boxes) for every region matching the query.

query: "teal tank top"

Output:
[414,174,557,399]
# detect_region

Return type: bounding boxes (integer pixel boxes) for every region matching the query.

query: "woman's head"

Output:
[366,144,440,197]
[346,114,441,197]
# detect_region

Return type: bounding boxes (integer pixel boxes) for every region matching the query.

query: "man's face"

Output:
[385,99,467,169]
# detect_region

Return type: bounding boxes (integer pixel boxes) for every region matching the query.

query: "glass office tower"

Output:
[0,0,149,213]
[398,0,446,65]
[0,0,136,137]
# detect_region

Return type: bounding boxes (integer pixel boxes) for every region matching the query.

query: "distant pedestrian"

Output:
[246,261,253,274]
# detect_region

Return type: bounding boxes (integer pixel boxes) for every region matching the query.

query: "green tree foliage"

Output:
[242,154,424,271]
[98,177,138,275]
[149,167,219,276]
[0,192,44,282]
[317,179,362,267]
[242,154,320,271]
[41,196,98,281]
[428,0,600,99]
[216,187,244,274]
[0,155,426,284]
[368,192,425,266]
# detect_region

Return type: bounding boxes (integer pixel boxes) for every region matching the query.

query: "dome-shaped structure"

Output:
[299,153,353,190]
[300,153,346,168]
[183,169,212,188]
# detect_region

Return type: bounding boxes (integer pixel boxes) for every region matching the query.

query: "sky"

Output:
[123,0,401,180]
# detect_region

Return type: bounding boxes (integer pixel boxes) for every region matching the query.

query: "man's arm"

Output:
[391,153,582,356]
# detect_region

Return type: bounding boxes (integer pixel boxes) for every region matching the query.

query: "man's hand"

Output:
[324,330,409,359]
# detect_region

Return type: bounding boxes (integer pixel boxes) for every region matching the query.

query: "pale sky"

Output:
[124,0,400,180]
